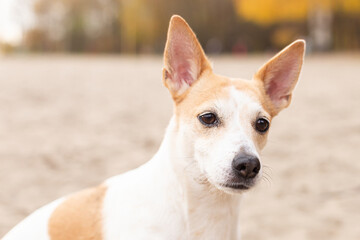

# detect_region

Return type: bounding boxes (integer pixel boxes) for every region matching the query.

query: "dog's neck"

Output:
[154,117,241,238]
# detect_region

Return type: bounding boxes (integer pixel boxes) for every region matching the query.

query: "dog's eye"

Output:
[255,118,269,133]
[198,112,218,127]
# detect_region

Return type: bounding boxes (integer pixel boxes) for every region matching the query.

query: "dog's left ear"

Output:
[254,40,305,116]
[163,15,212,100]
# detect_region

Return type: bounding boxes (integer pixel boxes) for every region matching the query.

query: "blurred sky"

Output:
[0,0,33,44]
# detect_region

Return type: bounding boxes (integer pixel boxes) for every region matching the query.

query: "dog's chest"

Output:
[102,168,188,239]
[102,168,240,240]
[186,195,240,240]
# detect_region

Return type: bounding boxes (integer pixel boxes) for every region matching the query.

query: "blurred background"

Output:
[0,0,360,239]
[1,0,360,54]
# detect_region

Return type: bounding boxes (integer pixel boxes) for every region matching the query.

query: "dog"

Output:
[2,15,305,240]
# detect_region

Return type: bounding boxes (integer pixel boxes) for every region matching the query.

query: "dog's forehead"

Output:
[227,84,263,112]
[176,73,266,117]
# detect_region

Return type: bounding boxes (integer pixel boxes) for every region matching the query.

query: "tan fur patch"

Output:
[48,185,107,240]
[175,70,272,122]
[175,71,230,116]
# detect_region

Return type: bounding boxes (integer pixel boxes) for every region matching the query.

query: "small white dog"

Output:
[3,15,305,240]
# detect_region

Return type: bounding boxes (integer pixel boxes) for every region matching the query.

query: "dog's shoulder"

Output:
[48,185,107,240]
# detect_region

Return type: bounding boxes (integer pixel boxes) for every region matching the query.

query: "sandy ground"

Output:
[0,54,359,239]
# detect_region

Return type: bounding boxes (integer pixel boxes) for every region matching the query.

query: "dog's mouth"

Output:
[203,172,259,194]
[221,183,250,190]
[216,177,259,193]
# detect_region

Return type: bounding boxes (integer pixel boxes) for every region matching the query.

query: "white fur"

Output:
[2,198,64,240]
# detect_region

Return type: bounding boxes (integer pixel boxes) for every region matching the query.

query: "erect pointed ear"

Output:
[163,15,212,100]
[254,40,305,116]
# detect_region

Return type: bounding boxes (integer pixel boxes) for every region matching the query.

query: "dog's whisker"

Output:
[262,171,273,183]
[262,164,273,172]
[261,172,273,186]
[261,176,271,186]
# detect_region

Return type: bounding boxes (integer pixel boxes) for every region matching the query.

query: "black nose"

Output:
[232,153,261,179]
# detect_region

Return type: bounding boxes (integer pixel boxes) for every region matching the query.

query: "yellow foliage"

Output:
[271,27,299,47]
[235,0,308,25]
[339,0,360,14]
[235,0,360,25]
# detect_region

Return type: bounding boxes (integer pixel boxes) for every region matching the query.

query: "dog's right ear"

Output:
[163,15,211,100]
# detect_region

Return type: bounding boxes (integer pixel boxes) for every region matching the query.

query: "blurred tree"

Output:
[21,0,360,53]
[27,0,121,52]
[0,42,15,54]
[119,0,157,53]
[24,0,251,53]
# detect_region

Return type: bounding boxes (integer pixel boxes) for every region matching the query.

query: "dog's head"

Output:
[163,16,305,194]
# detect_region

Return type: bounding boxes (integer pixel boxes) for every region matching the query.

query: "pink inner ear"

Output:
[167,31,199,90]
[175,63,195,86]
[265,57,300,105]
[267,67,293,100]
[169,53,196,91]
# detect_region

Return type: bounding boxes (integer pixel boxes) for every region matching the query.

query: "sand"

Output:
[0,54,359,239]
